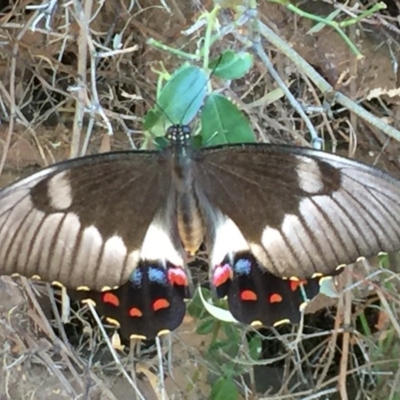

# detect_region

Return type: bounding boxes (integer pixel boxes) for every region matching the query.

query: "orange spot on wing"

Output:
[270,293,283,303]
[103,293,120,307]
[241,290,257,301]
[289,279,307,291]
[129,307,142,317]
[290,280,299,291]
[173,275,187,286]
[153,298,170,311]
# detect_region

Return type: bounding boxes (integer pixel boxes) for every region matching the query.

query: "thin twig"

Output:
[338,267,353,400]
[256,20,400,143]
[87,302,147,400]
[69,0,91,158]
[252,40,322,149]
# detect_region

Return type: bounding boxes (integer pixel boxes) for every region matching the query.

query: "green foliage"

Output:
[211,376,239,400]
[187,287,264,397]
[201,94,255,145]
[143,65,208,137]
[281,1,386,58]
[378,253,390,269]
[248,334,262,360]
[144,48,255,148]
[209,50,254,80]
[187,288,210,319]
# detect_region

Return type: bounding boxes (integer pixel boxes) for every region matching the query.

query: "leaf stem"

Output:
[147,38,199,61]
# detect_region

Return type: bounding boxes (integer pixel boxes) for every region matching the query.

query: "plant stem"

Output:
[147,38,199,61]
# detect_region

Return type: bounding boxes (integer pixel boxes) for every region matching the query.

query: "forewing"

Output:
[196,144,400,278]
[0,151,172,290]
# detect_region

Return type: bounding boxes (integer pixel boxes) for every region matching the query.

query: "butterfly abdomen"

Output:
[176,189,205,256]
[170,136,206,256]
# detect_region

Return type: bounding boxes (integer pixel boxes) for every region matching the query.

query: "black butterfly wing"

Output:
[196,143,400,279]
[0,151,173,290]
[69,261,188,339]
[215,253,326,327]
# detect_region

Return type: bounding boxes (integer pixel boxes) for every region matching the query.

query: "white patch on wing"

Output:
[300,195,360,259]
[52,213,81,283]
[260,221,299,276]
[140,221,184,267]
[209,212,249,267]
[35,213,66,278]
[281,215,306,242]
[97,235,130,287]
[295,155,324,194]
[248,243,270,271]
[280,213,322,273]
[261,226,285,248]
[47,171,73,210]
[121,250,141,286]
[74,225,103,282]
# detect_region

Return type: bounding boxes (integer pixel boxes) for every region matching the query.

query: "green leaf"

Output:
[211,377,239,400]
[248,335,262,360]
[201,94,256,145]
[378,252,389,268]
[187,287,211,319]
[198,286,238,323]
[209,50,253,80]
[196,317,216,335]
[209,338,240,359]
[221,323,241,343]
[143,65,208,136]
[152,136,169,150]
[191,133,203,149]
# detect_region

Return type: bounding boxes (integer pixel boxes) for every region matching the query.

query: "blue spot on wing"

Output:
[148,267,167,284]
[234,258,252,275]
[129,265,168,286]
[131,269,143,286]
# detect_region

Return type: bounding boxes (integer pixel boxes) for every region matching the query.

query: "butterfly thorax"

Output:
[167,125,205,255]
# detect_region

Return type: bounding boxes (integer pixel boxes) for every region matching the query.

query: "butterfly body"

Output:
[2,125,400,338]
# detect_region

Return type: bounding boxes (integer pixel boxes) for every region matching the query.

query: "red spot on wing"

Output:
[290,280,299,291]
[103,292,120,307]
[168,268,188,286]
[129,307,142,317]
[241,290,257,301]
[153,298,170,311]
[270,293,283,303]
[289,279,307,292]
[212,264,233,287]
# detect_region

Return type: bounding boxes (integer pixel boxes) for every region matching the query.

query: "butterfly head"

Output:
[165,124,192,148]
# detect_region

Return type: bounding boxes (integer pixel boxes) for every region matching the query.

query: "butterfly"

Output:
[1,124,400,339]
